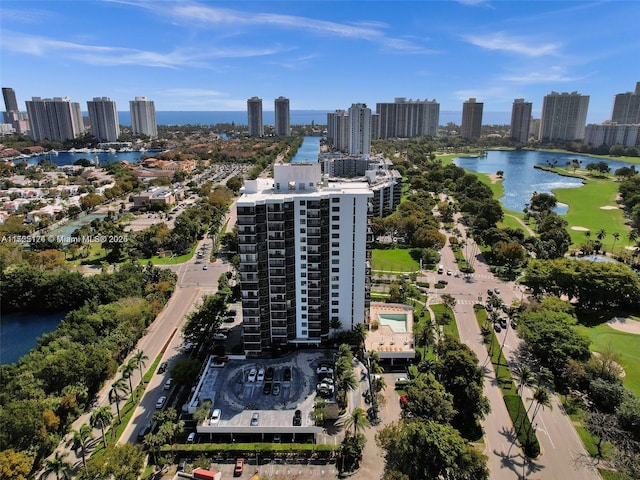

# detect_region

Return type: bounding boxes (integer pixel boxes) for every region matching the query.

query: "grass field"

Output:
[371,248,420,273]
[574,321,640,396]
[554,177,629,252]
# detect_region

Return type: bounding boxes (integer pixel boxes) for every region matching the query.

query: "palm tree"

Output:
[90,405,113,449]
[110,377,129,423]
[628,229,638,247]
[120,360,135,397]
[133,349,149,384]
[66,423,93,471]
[596,228,607,242]
[40,451,71,480]
[611,232,620,254]
[343,407,371,437]
[352,323,368,350]
[527,387,553,435]
[336,368,358,410]
[513,364,535,398]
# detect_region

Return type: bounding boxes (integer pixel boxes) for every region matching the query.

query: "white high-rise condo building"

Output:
[510,99,532,143]
[247,96,263,137]
[130,96,157,137]
[327,110,349,152]
[611,82,640,125]
[26,97,83,142]
[87,97,120,142]
[540,92,589,142]
[375,98,440,139]
[461,98,483,139]
[348,103,371,155]
[274,96,290,136]
[237,163,373,357]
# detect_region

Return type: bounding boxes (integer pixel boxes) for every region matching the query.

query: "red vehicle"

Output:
[399,394,408,408]
[234,458,245,477]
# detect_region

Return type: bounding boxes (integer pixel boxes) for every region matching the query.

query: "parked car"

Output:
[250,412,259,426]
[137,424,151,441]
[158,362,168,374]
[316,366,334,375]
[213,333,227,341]
[511,320,518,329]
[272,382,281,395]
[156,396,167,409]
[499,317,508,329]
[395,377,410,388]
[234,458,245,477]
[257,368,265,382]
[202,265,208,270]
[293,409,302,426]
[446,269,452,276]
[186,432,196,444]
[210,409,221,425]
[263,382,272,395]
[494,287,501,294]
[247,368,257,382]
[485,304,493,312]
[487,288,494,296]
[283,367,291,381]
[265,366,274,381]
[493,323,502,333]
[163,379,172,390]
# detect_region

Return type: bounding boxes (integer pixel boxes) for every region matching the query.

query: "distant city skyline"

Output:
[1,1,639,124]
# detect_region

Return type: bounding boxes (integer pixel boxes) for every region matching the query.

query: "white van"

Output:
[437,264,444,274]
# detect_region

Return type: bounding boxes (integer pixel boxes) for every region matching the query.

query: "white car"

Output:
[213,333,227,341]
[156,396,167,409]
[247,368,257,382]
[316,366,334,375]
[163,379,172,390]
[256,368,265,382]
[210,408,221,425]
[186,432,196,444]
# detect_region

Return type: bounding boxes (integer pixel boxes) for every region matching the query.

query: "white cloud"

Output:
[463,32,560,57]
[501,67,585,85]
[0,31,288,68]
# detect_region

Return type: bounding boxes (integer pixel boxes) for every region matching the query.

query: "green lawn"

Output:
[575,322,640,396]
[372,248,420,273]
[554,177,629,253]
[430,303,459,340]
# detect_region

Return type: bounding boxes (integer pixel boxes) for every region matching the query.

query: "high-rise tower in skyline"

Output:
[348,103,371,155]
[539,91,590,142]
[375,98,440,139]
[130,96,157,137]
[327,110,349,152]
[611,82,640,124]
[25,97,83,142]
[237,163,372,357]
[510,99,532,143]
[274,96,290,136]
[87,97,120,142]
[461,98,483,139]
[247,96,263,137]
[2,87,19,112]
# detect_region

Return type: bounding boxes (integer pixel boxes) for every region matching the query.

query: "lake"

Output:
[0,311,66,365]
[454,150,633,214]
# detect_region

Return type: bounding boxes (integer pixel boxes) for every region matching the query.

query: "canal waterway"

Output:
[454,150,634,214]
[290,136,322,163]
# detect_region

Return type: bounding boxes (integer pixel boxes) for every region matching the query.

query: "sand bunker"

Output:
[607,317,640,335]
[600,205,618,210]
[571,226,590,231]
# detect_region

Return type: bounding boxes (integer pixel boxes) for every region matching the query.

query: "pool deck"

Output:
[365,303,415,359]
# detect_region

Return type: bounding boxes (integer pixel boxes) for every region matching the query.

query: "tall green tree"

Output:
[132,349,148,384]
[90,406,112,449]
[40,451,71,480]
[376,420,489,480]
[65,423,93,471]
[343,407,371,437]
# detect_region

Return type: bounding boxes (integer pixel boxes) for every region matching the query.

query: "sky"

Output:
[1,0,639,123]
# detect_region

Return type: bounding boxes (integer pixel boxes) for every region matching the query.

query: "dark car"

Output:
[158,362,168,374]
[137,424,151,441]
[265,366,274,381]
[293,409,302,426]
[263,382,272,395]
[493,323,502,333]
[487,288,494,296]
[499,317,508,329]
[283,367,291,382]
[511,319,518,329]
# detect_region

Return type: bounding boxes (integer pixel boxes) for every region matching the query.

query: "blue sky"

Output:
[1,0,639,123]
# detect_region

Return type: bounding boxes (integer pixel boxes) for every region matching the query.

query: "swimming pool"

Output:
[378,313,408,333]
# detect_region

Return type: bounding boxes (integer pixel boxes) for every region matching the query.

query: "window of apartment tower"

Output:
[332,198,340,203]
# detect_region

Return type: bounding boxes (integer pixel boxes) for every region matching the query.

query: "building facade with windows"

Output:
[25,97,84,142]
[87,97,120,142]
[460,98,483,139]
[247,96,264,137]
[130,96,157,137]
[236,163,373,357]
[539,91,590,142]
[510,98,532,143]
[327,110,349,152]
[611,82,640,125]
[274,96,290,136]
[584,123,640,148]
[348,103,371,155]
[375,98,439,139]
